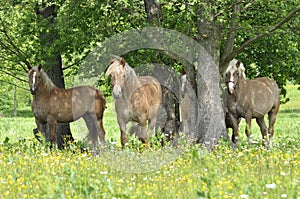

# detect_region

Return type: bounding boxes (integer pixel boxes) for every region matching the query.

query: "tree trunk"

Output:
[220,0,241,73]
[143,0,162,26]
[36,3,74,149]
[194,4,228,147]
[143,0,228,148]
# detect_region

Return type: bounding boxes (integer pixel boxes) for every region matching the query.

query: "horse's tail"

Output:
[95,89,106,145]
[96,89,106,114]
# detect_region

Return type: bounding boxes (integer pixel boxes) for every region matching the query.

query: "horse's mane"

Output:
[124,63,138,83]
[109,56,138,84]
[33,67,55,92]
[226,59,246,79]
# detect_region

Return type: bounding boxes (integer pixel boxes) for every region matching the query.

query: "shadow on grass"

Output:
[0,109,33,118]
[279,108,300,114]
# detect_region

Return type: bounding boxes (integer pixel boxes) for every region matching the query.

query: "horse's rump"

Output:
[49,86,105,122]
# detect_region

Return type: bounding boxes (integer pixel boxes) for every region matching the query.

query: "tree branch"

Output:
[221,0,241,68]
[0,16,31,68]
[220,6,300,71]
[0,69,27,83]
[0,79,29,91]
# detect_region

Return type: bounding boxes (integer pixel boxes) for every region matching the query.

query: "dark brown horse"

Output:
[105,56,162,148]
[225,59,280,148]
[27,65,106,149]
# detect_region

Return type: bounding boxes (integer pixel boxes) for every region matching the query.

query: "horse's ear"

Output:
[109,58,115,65]
[181,68,186,75]
[236,60,241,68]
[38,64,42,71]
[120,58,126,67]
[27,64,32,71]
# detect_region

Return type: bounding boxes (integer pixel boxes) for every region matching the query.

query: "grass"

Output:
[0,85,299,198]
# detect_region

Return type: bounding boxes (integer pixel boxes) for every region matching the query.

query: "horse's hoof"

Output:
[231,142,238,150]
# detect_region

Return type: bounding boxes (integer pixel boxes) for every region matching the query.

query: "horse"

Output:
[27,64,106,150]
[105,56,162,148]
[179,70,198,140]
[180,71,191,133]
[225,59,280,148]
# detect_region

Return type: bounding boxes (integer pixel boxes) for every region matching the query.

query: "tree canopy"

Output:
[1,0,299,91]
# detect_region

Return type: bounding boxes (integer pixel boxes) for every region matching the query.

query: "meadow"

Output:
[0,85,299,199]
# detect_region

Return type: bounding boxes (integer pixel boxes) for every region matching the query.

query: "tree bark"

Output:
[220,0,241,73]
[36,3,74,149]
[194,3,228,146]
[143,0,162,26]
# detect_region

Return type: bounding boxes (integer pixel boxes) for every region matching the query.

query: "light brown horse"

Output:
[180,71,191,133]
[225,59,280,148]
[105,56,162,148]
[179,70,201,143]
[27,65,106,149]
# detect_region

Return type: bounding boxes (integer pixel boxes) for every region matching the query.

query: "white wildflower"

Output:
[266,183,276,189]
[280,172,287,176]
[240,194,248,199]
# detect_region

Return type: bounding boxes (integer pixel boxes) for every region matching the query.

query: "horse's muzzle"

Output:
[112,85,122,99]
[227,81,236,94]
[30,88,37,95]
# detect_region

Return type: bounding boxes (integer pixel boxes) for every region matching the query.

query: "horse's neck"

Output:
[123,77,140,98]
[238,76,247,87]
[235,77,247,97]
[34,84,55,101]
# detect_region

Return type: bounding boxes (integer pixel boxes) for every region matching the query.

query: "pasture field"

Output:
[0,85,299,199]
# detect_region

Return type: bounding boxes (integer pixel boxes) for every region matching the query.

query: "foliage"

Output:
[0,0,299,112]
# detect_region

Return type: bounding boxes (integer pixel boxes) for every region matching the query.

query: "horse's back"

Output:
[76,85,106,108]
[70,86,106,119]
[248,77,280,115]
[138,76,162,102]
[250,77,280,99]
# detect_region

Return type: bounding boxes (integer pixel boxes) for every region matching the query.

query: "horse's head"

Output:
[27,64,43,95]
[105,56,127,99]
[225,59,246,94]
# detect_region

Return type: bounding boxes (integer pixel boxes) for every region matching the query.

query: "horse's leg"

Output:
[148,115,158,137]
[47,118,57,147]
[34,119,47,143]
[245,113,252,145]
[139,122,148,143]
[256,117,268,147]
[97,119,106,146]
[229,114,239,148]
[268,106,279,149]
[83,113,100,150]
[117,118,127,149]
[138,115,148,144]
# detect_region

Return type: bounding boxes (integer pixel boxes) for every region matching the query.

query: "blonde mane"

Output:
[40,69,55,92]
[225,59,246,79]
[32,67,56,92]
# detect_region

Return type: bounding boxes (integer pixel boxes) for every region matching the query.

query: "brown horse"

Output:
[27,65,106,149]
[225,59,280,148]
[105,56,162,148]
